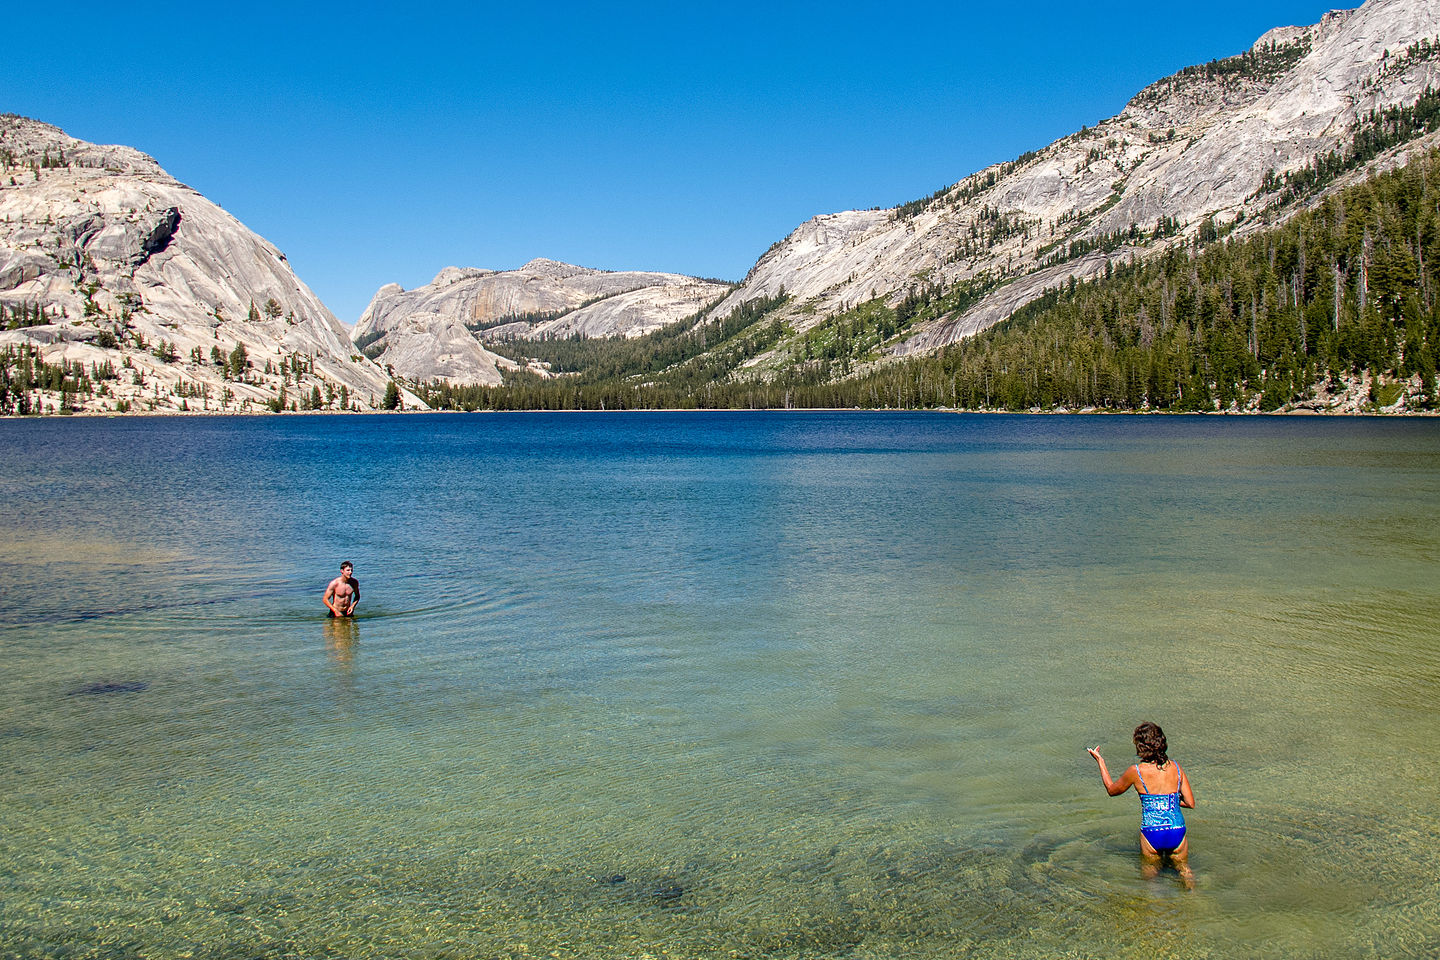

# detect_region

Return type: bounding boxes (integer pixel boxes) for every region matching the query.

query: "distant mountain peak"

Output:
[705,0,1440,359]
[355,260,730,385]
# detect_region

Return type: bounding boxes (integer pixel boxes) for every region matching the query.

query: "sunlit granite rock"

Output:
[0,115,421,411]
[705,0,1440,356]
[354,259,730,384]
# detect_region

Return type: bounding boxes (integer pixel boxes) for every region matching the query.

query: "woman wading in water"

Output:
[1088,722,1195,888]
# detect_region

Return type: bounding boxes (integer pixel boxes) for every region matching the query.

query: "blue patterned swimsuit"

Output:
[1136,765,1186,853]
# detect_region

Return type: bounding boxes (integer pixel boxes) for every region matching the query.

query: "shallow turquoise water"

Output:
[1,412,1438,958]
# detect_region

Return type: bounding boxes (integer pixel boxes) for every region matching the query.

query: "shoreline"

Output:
[5,405,1438,420]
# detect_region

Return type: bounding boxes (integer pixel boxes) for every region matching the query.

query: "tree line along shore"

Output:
[7,148,1440,417]
[415,148,1440,415]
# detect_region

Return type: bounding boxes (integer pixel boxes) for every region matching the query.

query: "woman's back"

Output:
[1134,760,1181,794]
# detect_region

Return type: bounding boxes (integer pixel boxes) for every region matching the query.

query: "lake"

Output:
[1,411,1437,959]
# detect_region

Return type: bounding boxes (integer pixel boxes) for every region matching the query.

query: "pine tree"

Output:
[228,342,248,380]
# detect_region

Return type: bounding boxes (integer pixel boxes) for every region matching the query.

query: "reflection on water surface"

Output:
[1,412,1437,958]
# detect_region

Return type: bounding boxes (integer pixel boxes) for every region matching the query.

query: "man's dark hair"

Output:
[341,561,353,571]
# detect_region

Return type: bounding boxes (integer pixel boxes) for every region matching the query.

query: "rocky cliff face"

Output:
[708,0,1440,356]
[354,259,729,385]
[0,115,420,412]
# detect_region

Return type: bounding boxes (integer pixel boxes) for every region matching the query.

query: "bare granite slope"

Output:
[706,0,1440,357]
[0,115,420,411]
[353,259,729,385]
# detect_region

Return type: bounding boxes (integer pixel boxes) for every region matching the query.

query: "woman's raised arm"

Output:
[1088,747,1138,797]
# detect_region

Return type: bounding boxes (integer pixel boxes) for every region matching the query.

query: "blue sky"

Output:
[7,1,1340,322]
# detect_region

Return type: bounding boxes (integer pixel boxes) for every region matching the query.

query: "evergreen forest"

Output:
[413,148,1440,413]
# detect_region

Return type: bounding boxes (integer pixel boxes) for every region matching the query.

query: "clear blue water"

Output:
[1,412,1438,958]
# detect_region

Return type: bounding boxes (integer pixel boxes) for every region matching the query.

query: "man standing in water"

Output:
[323,561,360,617]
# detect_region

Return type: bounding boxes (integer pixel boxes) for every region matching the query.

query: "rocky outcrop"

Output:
[0,115,421,412]
[366,313,519,387]
[708,0,1440,357]
[354,258,729,384]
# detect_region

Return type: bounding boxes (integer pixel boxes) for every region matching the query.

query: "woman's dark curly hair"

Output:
[1133,721,1169,767]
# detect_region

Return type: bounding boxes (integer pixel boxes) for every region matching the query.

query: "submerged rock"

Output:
[594,872,687,905]
[67,680,149,696]
[651,881,685,902]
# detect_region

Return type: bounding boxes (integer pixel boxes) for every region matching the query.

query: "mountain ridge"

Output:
[701,0,1440,365]
[0,114,420,412]
[5,0,1440,413]
[352,258,731,386]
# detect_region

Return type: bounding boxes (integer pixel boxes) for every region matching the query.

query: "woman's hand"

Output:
[1087,746,1103,763]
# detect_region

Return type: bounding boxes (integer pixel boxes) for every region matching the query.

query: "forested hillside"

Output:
[414,148,1440,413]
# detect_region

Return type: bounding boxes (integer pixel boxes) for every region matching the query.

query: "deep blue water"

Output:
[1,412,1438,958]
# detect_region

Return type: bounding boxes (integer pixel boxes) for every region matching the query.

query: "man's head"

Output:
[340,561,353,576]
